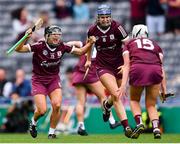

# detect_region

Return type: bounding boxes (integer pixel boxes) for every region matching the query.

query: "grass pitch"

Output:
[0,133,179,143]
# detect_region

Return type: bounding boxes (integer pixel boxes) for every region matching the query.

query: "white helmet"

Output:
[132,24,148,38]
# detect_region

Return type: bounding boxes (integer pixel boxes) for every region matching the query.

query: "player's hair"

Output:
[132,24,149,38]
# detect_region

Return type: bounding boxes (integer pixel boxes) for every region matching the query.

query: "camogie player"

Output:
[119,24,166,139]
[67,41,121,136]
[14,25,96,139]
[87,4,133,138]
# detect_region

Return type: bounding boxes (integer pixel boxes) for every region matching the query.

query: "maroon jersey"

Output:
[123,38,163,65]
[88,20,128,70]
[28,40,73,76]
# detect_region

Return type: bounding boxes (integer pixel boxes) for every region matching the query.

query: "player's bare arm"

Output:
[84,59,91,71]
[118,52,130,98]
[71,36,96,55]
[159,54,167,100]
[66,41,83,48]
[84,37,92,70]
[15,28,32,53]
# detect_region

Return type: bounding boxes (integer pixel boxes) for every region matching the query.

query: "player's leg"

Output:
[63,106,74,125]
[146,84,161,139]
[100,73,132,138]
[30,94,47,138]
[129,85,145,139]
[30,78,48,138]
[48,88,62,139]
[87,81,121,129]
[75,85,88,136]
[87,81,105,106]
[57,108,68,132]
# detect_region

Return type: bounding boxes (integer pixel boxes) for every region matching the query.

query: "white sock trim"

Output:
[49,127,56,135]
[109,115,115,124]
[78,122,85,130]
[31,117,37,126]
[153,128,160,133]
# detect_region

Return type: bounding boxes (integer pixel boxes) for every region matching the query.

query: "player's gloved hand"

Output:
[25,28,32,38]
[88,36,96,44]
[160,92,175,103]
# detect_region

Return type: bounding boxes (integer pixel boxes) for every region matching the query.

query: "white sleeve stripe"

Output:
[120,26,127,37]
[70,46,75,53]
[118,26,125,37]
[122,50,129,55]
[118,25,127,38]
[27,44,31,52]
[159,53,163,58]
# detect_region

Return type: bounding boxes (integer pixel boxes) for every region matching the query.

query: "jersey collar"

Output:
[97,25,111,34]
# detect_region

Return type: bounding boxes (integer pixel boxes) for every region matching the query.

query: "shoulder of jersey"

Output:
[89,23,97,31]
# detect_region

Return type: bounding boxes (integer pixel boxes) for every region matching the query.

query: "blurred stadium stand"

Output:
[0,0,179,106]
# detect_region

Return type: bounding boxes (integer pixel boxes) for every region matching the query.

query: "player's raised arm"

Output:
[15,28,32,53]
[71,36,96,55]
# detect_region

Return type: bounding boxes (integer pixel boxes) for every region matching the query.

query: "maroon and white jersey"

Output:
[123,38,163,65]
[28,40,73,76]
[88,20,129,70]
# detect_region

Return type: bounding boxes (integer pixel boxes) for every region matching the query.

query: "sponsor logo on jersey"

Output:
[40,60,61,67]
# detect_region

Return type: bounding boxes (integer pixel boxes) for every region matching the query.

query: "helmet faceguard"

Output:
[132,24,149,38]
[44,25,62,48]
[96,4,112,29]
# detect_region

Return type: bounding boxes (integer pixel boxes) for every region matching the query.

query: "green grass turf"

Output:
[0,133,180,143]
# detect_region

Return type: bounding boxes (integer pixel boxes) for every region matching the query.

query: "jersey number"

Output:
[134,39,154,50]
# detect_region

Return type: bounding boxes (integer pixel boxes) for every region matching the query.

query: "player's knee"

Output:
[37,108,47,116]
[76,104,83,111]
[79,100,85,105]
[52,101,61,111]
